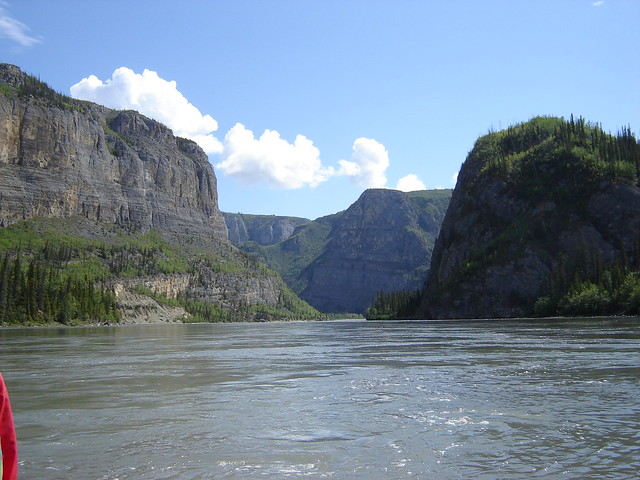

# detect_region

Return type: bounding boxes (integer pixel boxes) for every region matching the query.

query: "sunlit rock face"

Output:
[0,63,227,244]
[223,213,310,246]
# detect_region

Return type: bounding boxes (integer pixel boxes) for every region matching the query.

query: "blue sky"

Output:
[2,0,638,220]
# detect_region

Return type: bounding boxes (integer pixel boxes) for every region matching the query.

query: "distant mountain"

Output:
[413,116,640,319]
[223,213,311,246]
[0,64,322,325]
[227,188,451,314]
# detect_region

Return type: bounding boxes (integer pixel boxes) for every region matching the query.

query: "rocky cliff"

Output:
[300,189,450,313]
[237,188,451,314]
[0,64,321,324]
[223,213,310,246]
[418,116,640,319]
[0,63,227,244]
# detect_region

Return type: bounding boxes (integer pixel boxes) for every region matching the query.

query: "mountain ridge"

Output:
[226,188,451,314]
[0,64,322,325]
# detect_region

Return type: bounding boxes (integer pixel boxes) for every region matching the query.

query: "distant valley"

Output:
[224,188,451,314]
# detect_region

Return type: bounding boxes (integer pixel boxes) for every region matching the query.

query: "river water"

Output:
[1,318,639,479]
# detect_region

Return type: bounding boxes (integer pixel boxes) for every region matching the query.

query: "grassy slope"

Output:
[0,217,324,326]
[240,214,340,293]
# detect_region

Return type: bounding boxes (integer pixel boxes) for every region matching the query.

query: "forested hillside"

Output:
[0,64,324,325]
[369,116,640,319]
[0,218,323,326]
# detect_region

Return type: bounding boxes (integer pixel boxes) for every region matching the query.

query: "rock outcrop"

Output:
[236,188,451,314]
[111,282,190,324]
[418,116,640,319]
[0,63,227,244]
[224,213,310,246]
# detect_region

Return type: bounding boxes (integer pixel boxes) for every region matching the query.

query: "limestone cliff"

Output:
[0,65,321,324]
[419,116,640,319]
[224,213,310,246]
[0,63,227,244]
[236,188,451,314]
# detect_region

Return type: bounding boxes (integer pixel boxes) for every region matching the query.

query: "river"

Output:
[1,318,639,479]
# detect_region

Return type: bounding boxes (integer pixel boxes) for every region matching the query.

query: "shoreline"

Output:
[0,316,365,330]
[2,314,636,330]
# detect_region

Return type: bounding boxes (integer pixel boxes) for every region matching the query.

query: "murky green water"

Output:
[2,318,639,479]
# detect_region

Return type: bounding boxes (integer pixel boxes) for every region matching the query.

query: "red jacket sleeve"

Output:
[0,373,18,480]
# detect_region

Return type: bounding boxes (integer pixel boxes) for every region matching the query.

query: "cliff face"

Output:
[224,213,310,246]
[237,188,451,314]
[421,159,552,318]
[0,65,321,324]
[419,116,640,319]
[299,189,450,313]
[0,64,227,244]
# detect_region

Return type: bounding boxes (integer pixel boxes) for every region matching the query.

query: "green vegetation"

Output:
[371,116,640,320]
[177,281,324,323]
[324,312,365,320]
[478,115,639,205]
[0,72,87,112]
[0,217,325,326]
[0,82,17,97]
[0,224,120,325]
[532,237,640,317]
[0,219,191,325]
[240,214,338,293]
[366,289,422,320]
[0,251,120,326]
[406,188,453,207]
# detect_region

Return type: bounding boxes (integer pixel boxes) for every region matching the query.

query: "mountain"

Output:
[229,188,451,314]
[223,213,311,246]
[0,64,322,325]
[415,116,640,319]
[0,65,227,244]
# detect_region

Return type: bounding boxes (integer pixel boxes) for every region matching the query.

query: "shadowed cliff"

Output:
[416,116,640,319]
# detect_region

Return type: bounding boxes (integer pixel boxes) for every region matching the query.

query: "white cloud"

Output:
[69,67,400,192]
[70,67,223,154]
[218,129,397,190]
[396,174,426,192]
[0,1,40,47]
[216,123,334,189]
[338,137,389,188]
[592,1,605,5]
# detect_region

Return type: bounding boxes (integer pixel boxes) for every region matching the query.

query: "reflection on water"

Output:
[2,318,640,479]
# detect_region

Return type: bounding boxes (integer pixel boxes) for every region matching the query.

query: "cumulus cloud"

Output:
[338,138,389,188]
[0,1,40,47]
[395,174,426,192]
[216,123,334,189]
[218,129,398,190]
[70,67,223,154]
[68,67,403,191]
